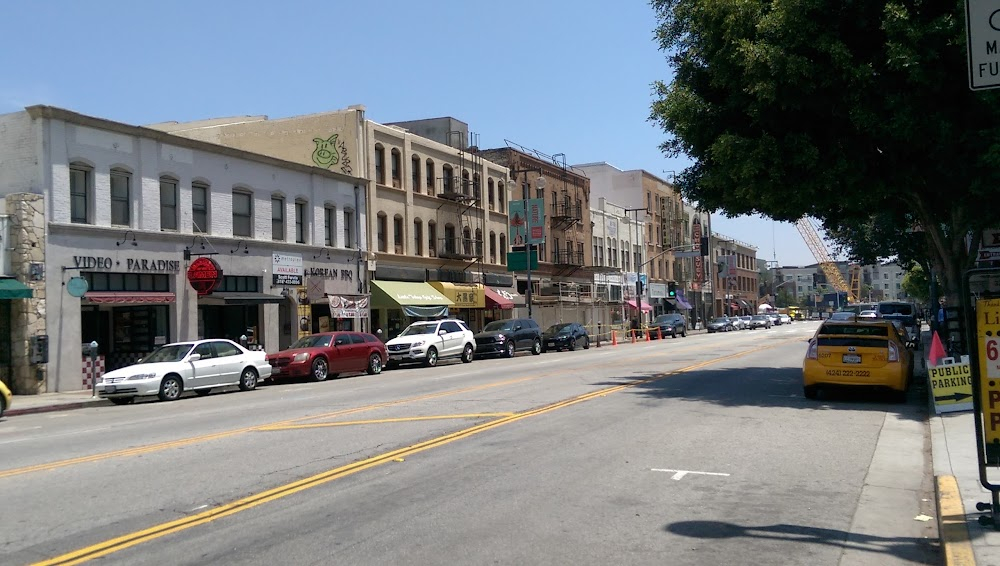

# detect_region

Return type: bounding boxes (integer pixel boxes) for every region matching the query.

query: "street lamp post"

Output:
[508,168,546,319]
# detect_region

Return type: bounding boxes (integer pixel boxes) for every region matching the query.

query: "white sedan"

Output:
[96,339,272,404]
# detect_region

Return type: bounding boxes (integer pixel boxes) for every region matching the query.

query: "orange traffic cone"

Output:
[611,330,618,346]
[657,327,663,340]
[929,331,946,367]
[645,328,651,342]
[631,329,636,344]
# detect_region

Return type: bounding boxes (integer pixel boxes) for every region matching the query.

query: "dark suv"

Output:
[651,313,688,338]
[474,318,543,358]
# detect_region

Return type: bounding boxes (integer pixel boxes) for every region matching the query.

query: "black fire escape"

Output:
[435,131,485,274]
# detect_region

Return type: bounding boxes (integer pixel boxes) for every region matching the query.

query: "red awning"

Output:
[84,292,176,304]
[626,299,653,312]
[483,286,514,309]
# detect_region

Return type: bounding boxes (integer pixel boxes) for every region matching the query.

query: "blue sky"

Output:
[2,0,828,266]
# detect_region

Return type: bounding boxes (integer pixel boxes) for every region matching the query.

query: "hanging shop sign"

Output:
[328,295,369,318]
[273,252,304,286]
[66,276,89,298]
[187,257,223,296]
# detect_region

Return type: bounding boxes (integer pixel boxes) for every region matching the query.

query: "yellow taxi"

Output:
[0,379,11,418]
[802,319,914,402]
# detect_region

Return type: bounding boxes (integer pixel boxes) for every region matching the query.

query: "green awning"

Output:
[371,280,453,308]
[0,278,32,299]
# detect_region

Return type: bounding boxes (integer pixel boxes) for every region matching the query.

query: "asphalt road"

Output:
[1,322,938,565]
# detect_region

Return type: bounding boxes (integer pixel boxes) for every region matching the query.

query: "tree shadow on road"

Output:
[665,520,939,564]
[588,365,928,422]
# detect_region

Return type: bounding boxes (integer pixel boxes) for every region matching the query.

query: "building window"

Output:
[374,144,385,185]
[428,221,437,257]
[192,182,209,233]
[426,160,435,195]
[160,177,178,231]
[110,169,130,227]
[271,196,285,241]
[343,209,354,248]
[499,233,507,265]
[413,219,423,256]
[324,206,336,246]
[377,212,388,252]
[444,224,456,254]
[391,149,401,188]
[488,179,495,211]
[393,214,404,254]
[473,173,481,200]
[463,227,473,256]
[70,164,92,224]
[411,155,421,192]
[475,228,483,257]
[232,191,253,237]
[490,231,497,264]
[295,199,307,244]
[462,170,471,196]
[442,165,454,194]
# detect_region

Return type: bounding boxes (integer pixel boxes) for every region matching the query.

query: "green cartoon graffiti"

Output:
[311,134,340,168]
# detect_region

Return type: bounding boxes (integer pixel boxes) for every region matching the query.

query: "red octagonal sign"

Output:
[187,257,223,296]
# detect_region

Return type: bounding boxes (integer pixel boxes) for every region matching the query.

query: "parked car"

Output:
[475,318,543,358]
[740,315,754,329]
[651,313,688,338]
[802,319,915,402]
[858,310,878,319]
[768,313,782,326]
[778,314,792,325]
[95,339,271,404]
[729,316,747,330]
[267,332,386,382]
[0,379,10,418]
[748,314,772,329]
[829,311,857,321]
[706,317,735,333]
[541,322,590,352]
[878,301,920,339]
[385,319,476,368]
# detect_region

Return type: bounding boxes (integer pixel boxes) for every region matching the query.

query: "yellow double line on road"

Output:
[33,340,794,566]
[2,337,758,480]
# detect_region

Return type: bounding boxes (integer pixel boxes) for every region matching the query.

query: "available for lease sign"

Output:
[272,252,304,285]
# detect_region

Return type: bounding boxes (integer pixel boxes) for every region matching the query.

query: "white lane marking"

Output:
[190,504,209,512]
[651,468,731,481]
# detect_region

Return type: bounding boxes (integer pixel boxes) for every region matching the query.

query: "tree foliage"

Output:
[901,263,930,304]
[649,0,1000,296]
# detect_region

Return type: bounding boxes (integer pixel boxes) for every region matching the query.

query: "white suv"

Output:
[385,319,476,368]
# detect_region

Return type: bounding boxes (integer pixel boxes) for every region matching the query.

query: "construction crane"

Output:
[794,218,859,303]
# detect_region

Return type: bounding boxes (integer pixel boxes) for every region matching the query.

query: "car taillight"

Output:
[888,341,899,362]
[806,339,818,359]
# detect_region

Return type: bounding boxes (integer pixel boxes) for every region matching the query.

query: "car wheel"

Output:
[461,344,474,363]
[803,385,819,400]
[109,397,134,406]
[569,337,577,351]
[239,367,258,391]
[194,389,212,397]
[532,338,542,355]
[367,353,383,375]
[582,336,590,350]
[310,357,329,382]
[505,341,516,358]
[158,375,183,402]
[681,328,687,337]
[425,347,438,367]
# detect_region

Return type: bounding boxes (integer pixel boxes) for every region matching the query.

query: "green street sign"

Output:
[506,249,539,271]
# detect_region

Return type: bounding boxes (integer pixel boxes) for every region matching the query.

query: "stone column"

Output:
[7,193,47,394]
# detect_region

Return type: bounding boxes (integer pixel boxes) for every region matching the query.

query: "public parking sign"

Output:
[966,0,1000,90]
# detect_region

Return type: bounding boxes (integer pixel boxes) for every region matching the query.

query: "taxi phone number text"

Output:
[825,369,871,377]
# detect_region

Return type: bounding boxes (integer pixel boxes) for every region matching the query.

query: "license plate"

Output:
[842,354,862,364]
[105,385,117,393]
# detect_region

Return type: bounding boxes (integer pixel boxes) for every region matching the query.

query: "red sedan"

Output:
[267,332,387,382]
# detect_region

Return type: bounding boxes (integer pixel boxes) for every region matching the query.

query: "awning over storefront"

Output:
[483,287,514,309]
[738,299,753,311]
[0,278,32,299]
[371,280,453,318]
[199,292,285,305]
[674,294,693,310]
[429,282,485,309]
[490,287,524,307]
[84,291,175,304]
[626,299,653,312]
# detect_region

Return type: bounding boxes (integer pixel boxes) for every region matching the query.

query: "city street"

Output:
[1,322,938,565]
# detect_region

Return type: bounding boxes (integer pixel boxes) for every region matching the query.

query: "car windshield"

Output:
[712,317,729,323]
[546,323,572,334]
[654,315,677,323]
[752,315,768,320]
[830,312,856,321]
[289,335,332,349]
[142,343,195,363]
[399,324,436,336]
[484,321,514,332]
[820,323,890,336]
[878,303,914,316]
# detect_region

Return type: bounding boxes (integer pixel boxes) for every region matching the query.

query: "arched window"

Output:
[499,233,507,265]
[472,173,481,200]
[442,165,454,194]
[390,148,401,188]
[444,223,456,254]
[374,144,386,184]
[426,159,435,195]
[393,214,404,254]
[411,155,421,192]
[428,220,437,257]
[413,218,423,256]
[462,169,471,195]
[487,179,495,211]
[69,162,93,224]
[377,212,388,252]
[475,228,483,257]
[489,231,497,264]
[463,226,473,256]
[498,182,506,212]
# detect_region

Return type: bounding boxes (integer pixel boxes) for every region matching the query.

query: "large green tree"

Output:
[649,0,1000,297]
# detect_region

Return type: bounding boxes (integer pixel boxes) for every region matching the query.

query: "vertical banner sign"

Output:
[692,220,703,291]
[978,298,1000,463]
[508,201,527,247]
[527,198,545,245]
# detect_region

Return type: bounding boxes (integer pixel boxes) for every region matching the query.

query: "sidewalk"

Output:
[4,389,110,417]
